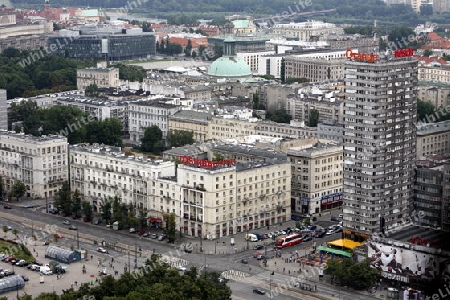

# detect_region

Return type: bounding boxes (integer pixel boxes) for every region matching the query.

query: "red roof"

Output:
[414,55,448,66]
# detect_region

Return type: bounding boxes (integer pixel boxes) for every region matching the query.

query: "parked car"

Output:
[6,226,11,231]
[256,255,266,260]
[308,225,317,231]
[62,220,70,225]
[3,269,14,276]
[241,259,248,264]
[158,234,166,241]
[4,257,15,263]
[68,225,77,230]
[315,230,326,238]
[142,232,150,238]
[151,234,158,239]
[97,247,108,254]
[129,228,136,233]
[331,216,340,222]
[253,251,262,258]
[253,245,264,250]
[253,288,266,295]
[94,220,102,225]
[16,260,26,267]
[30,265,40,271]
[3,205,11,209]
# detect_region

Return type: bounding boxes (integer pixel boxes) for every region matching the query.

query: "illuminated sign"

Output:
[345,49,378,63]
[394,48,414,57]
[178,156,236,168]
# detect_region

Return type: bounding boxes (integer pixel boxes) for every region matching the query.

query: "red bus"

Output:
[275,233,302,249]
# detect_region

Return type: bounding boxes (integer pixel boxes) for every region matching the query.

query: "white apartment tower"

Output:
[343,55,418,238]
[0,90,6,131]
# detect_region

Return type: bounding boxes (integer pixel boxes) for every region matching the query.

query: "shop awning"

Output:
[317,246,352,257]
[327,238,363,250]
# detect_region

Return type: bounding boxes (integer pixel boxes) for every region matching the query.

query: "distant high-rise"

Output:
[0,90,6,131]
[342,53,418,239]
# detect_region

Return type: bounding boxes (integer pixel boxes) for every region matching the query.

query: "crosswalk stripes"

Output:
[159,255,189,268]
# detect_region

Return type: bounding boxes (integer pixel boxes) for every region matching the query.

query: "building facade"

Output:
[0,90,6,131]
[418,66,450,84]
[418,86,450,109]
[77,67,119,91]
[343,56,418,237]
[128,100,181,142]
[168,110,211,143]
[288,140,343,215]
[0,132,68,199]
[69,144,176,215]
[317,121,344,142]
[417,120,450,158]
[286,95,343,124]
[273,21,344,42]
[178,158,291,238]
[284,57,344,82]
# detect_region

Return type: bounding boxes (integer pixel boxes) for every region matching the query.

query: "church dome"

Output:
[207,35,252,78]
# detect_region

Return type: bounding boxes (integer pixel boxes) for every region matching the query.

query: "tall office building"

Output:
[342,54,418,239]
[0,90,6,131]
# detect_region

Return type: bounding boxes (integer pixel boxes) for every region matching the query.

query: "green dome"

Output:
[207,56,252,78]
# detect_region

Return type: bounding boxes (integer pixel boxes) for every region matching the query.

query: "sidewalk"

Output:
[261,249,388,300]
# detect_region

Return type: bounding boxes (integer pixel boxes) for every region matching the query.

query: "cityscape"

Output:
[0,0,449,299]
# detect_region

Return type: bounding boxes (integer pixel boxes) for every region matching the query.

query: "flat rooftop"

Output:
[387,225,450,252]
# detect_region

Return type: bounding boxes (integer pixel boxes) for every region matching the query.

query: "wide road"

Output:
[0,206,379,300]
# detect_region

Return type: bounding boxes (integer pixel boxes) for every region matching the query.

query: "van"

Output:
[40,266,52,275]
[245,234,258,242]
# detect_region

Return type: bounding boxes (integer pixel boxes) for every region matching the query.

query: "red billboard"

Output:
[178,156,236,168]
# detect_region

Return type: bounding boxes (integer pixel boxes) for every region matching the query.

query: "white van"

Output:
[245,234,258,242]
[40,266,52,275]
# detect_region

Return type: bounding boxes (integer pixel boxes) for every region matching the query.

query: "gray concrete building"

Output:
[317,121,344,142]
[343,56,418,238]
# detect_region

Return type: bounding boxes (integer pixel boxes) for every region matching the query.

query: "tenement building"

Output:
[76,67,119,91]
[343,53,418,239]
[69,144,176,215]
[287,139,343,215]
[177,156,291,238]
[416,120,450,159]
[273,21,344,42]
[0,132,68,199]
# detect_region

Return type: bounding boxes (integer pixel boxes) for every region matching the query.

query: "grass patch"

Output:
[0,240,35,262]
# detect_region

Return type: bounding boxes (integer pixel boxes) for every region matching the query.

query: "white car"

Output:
[176,266,187,272]
[97,247,108,254]
[129,228,136,233]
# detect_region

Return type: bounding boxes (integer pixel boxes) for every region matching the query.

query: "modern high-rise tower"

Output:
[342,52,418,239]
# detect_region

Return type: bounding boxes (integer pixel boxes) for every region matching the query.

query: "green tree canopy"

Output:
[417,99,435,122]
[141,125,164,154]
[54,181,72,217]
[166,130,194,148]
[10,181,26,200]
[85,83,99,97]
[308,109,320,127]
[324,258,378,290]
[266,109,292,124]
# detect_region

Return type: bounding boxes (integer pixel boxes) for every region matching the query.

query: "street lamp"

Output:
[215,241,218,254]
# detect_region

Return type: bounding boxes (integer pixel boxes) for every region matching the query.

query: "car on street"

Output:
[256,255,266,260]
[3,269,14,276]
[241,259,248,264]
[253,245,264,250]
[129,228,136,233]
[3,205,11,209]
[97,247,108,254]
[176,266,187,272]
[4,257,15,263]
[151,234,158,239]
[253,288,266,295]
[331,216,340,222]
[158,234,166,241]
[62,220,70,225]
[308,225,317,231]
[142,232,150,237]
[6,226,11,231]
[15,260,26,266]
[253,251,262,258]
[315,230,326,238]
[94,220,102,225]
[68,225,77,230]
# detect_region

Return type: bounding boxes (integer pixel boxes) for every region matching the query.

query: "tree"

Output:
[308,109,320,127]
[166,130,194,148]
[303,218,311,227]
[141,125,164,154]
[85,84,99,97]
[266,109,292,124]
[8,100,38,130]
[54,181,72,216]
[417,99,435,122]
[10,181,26,201]
[100,198,113,225]
[184,39,192,57]
[163,213,176,243]
[11,228,18,238]
[72,189,82,218]
[324,258,377,290]
[423,49,433,57]
[82,200,93,222]
[213,43,223,60]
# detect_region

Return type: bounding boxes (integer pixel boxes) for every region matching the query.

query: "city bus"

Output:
[275,233,303,249]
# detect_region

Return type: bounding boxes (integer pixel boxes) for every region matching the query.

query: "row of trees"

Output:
[8,255,231,300]
[0,177,27,201]
[54,182,93,221]
[9,101,123,146]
